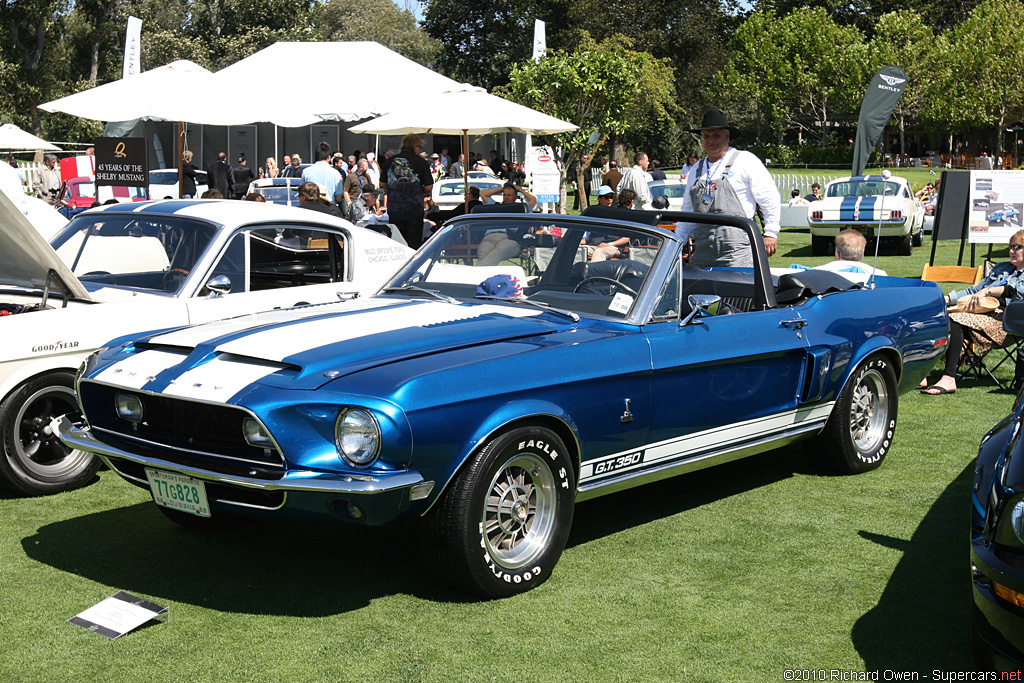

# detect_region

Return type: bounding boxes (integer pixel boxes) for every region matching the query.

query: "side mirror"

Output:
[680,294,722,326]
[206,275,232,298]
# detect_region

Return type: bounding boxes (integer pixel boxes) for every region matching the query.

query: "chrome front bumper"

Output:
[53,415,425,496]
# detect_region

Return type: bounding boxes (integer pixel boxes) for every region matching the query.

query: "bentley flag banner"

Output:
[851,65,908,177]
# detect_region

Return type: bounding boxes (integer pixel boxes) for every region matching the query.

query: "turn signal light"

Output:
[994,581,1024,609]
[811,211,823,220]
[890,210,903,220]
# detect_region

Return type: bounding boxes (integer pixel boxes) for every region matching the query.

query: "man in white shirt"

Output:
[617,151,652,209]
[676,109,780,266]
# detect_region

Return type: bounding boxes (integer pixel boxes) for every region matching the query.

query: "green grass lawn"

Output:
[0,226,1004,682]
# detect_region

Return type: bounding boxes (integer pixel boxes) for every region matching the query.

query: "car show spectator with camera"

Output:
[676,108,781,265]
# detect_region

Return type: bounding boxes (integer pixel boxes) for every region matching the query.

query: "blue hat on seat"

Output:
[476,274,524,299]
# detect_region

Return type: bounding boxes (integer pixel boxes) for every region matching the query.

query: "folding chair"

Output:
[957,322,1024,391]
[920,263,982,287]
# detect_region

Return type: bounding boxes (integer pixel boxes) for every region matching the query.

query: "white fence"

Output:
[771,173,840,200]
[771,173,841,228]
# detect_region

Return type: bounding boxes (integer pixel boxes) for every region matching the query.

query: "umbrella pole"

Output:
[463,129,469,214]
[177,121,184,199]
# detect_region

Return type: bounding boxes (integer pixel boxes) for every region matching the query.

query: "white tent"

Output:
[38,60,300,127]
[215,42,466,124]
[0,123,60,151]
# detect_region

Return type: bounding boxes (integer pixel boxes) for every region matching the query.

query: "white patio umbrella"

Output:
[349,85,577,211]
[0,123,60,151]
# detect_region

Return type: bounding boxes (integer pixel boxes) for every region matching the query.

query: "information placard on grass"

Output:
[69,591,168,639]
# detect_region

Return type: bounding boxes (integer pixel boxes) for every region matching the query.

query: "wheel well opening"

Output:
[492,415,581,486]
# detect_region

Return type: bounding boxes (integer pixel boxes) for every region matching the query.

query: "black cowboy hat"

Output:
[689,109,741,138]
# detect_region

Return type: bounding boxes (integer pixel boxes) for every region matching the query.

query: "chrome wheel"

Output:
[482,452,557,570]
[849,367,888,454]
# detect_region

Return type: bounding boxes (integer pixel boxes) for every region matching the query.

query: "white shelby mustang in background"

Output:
[0,193,411,496]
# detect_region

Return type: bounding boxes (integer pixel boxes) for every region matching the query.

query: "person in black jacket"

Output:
[206,152,230,197]
[230,155,255,199]
[182,151,198,198]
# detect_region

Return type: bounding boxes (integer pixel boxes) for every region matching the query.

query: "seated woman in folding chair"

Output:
[921,230,1024,395]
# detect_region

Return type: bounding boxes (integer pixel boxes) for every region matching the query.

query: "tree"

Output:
[421,0,540,89]
[717,8,865,144]
[317,0,440,66]
[942,0,1024,157]
[0,0,70,135]
[497,34,675,213]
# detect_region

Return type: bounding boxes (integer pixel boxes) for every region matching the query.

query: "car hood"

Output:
[0,190,90,301]
[90,298,571,402]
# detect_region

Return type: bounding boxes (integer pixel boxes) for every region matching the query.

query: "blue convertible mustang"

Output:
[57,207,949,597]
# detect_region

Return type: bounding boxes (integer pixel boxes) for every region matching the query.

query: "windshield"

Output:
[826,180,902,198]
[256,186,297,205]
[650,183,686,198]
[73,181,96,199]
[384,218,666,319]
[51,214,217,295]
[438,182,502,196]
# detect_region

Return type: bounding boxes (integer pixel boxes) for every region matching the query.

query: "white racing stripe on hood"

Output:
[150,298,403,348]
[93,349,190,389]
[163,356,279,402]
[211,301,542,363]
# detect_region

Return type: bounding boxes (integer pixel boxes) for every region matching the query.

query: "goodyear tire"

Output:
[812,356,898,474]
[423,425,575,598]
[0,371,99,496]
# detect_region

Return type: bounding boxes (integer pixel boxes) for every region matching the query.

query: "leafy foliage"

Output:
[717,8,866,145]
[497,34,675,212]
[421,0,539,90]
[318,0,440,66]
[940,0,1024,156]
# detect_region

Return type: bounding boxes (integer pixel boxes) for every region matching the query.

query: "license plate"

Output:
[145,468,211,517]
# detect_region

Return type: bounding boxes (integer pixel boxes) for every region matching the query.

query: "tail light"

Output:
[890,210,902,220]
[811,210,823,221]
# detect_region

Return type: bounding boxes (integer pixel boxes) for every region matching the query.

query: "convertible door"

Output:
[643,308,818,469]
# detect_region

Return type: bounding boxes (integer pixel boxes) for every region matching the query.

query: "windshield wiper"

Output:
[382,285,459,305]
[477,296,580,322]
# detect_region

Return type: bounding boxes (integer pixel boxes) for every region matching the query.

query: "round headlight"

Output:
[335,409,380,467]
[1012,500,1024,544]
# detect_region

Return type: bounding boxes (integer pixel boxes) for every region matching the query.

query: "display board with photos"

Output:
[968,169,1024,243]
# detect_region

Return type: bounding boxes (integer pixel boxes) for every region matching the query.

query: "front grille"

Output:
[80,381,285,472]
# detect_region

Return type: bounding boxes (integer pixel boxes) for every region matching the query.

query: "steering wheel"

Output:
[161,268,190,290]
[573,276,638,298]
